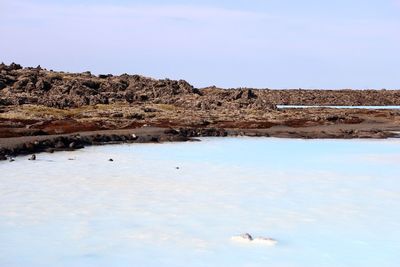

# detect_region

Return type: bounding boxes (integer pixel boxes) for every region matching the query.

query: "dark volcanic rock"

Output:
[69,141,84,149]
[1,62,399,151]
[0,80,6,90]
[0,66,201,108]
[2,63,399,112]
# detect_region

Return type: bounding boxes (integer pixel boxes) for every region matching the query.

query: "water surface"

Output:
[1,138,399,267]
[277,105,400,109]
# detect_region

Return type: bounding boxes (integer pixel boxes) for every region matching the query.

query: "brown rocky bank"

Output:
[1,62,400,160]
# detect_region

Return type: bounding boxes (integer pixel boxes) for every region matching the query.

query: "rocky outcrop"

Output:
[258,88,400,106]
[2,63,400,112]
[0,63,277,112]
[0,129,196,159]
[0,63,197,108]
[0,63,399,155]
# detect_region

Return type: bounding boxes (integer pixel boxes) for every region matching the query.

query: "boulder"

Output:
[69,142,84,149]
[55,141,66,149]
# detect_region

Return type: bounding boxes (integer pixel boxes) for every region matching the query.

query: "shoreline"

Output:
[1,63,400,161]
[1,124,399,161]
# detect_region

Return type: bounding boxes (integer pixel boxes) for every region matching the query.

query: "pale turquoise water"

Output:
[277,105,400,109]
[1,138,400,267]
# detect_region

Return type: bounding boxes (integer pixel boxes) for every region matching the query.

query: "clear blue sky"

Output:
[0,0,399,89]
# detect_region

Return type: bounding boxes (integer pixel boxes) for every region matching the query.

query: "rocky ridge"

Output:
[1,63,400,160]
[2,63,400,111]
[0,63,276,111]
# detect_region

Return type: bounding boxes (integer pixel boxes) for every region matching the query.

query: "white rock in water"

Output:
[253,237,278,246]
[231,233,253,243]
[231,233,277,246]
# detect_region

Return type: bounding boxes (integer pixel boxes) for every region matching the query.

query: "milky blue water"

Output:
[277,105,400,109]
[1,138,400,267]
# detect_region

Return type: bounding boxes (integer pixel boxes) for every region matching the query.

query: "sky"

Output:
[0,0,399,89]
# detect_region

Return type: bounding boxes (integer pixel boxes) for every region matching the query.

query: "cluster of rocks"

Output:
[200,86,400,107]
[0,63,276,112]
[0,63,195,108]
[2,125,399,160]
[264,88,400,106]
[0,131,186,160]
[0,135,89,159]
[176,128,228,137]
[1,63,399,161]
[0,127,232,160]
[2,62,400,114]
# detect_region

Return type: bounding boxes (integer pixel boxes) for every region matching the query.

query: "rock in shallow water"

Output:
[231,233,277,246]
[231,233,253,243]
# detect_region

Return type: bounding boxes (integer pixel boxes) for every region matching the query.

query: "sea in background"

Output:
[1,138,399,267]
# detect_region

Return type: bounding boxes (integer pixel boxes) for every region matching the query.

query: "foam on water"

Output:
[1,138,400,267]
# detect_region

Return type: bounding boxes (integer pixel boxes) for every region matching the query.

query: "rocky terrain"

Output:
[1,62,400,159]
